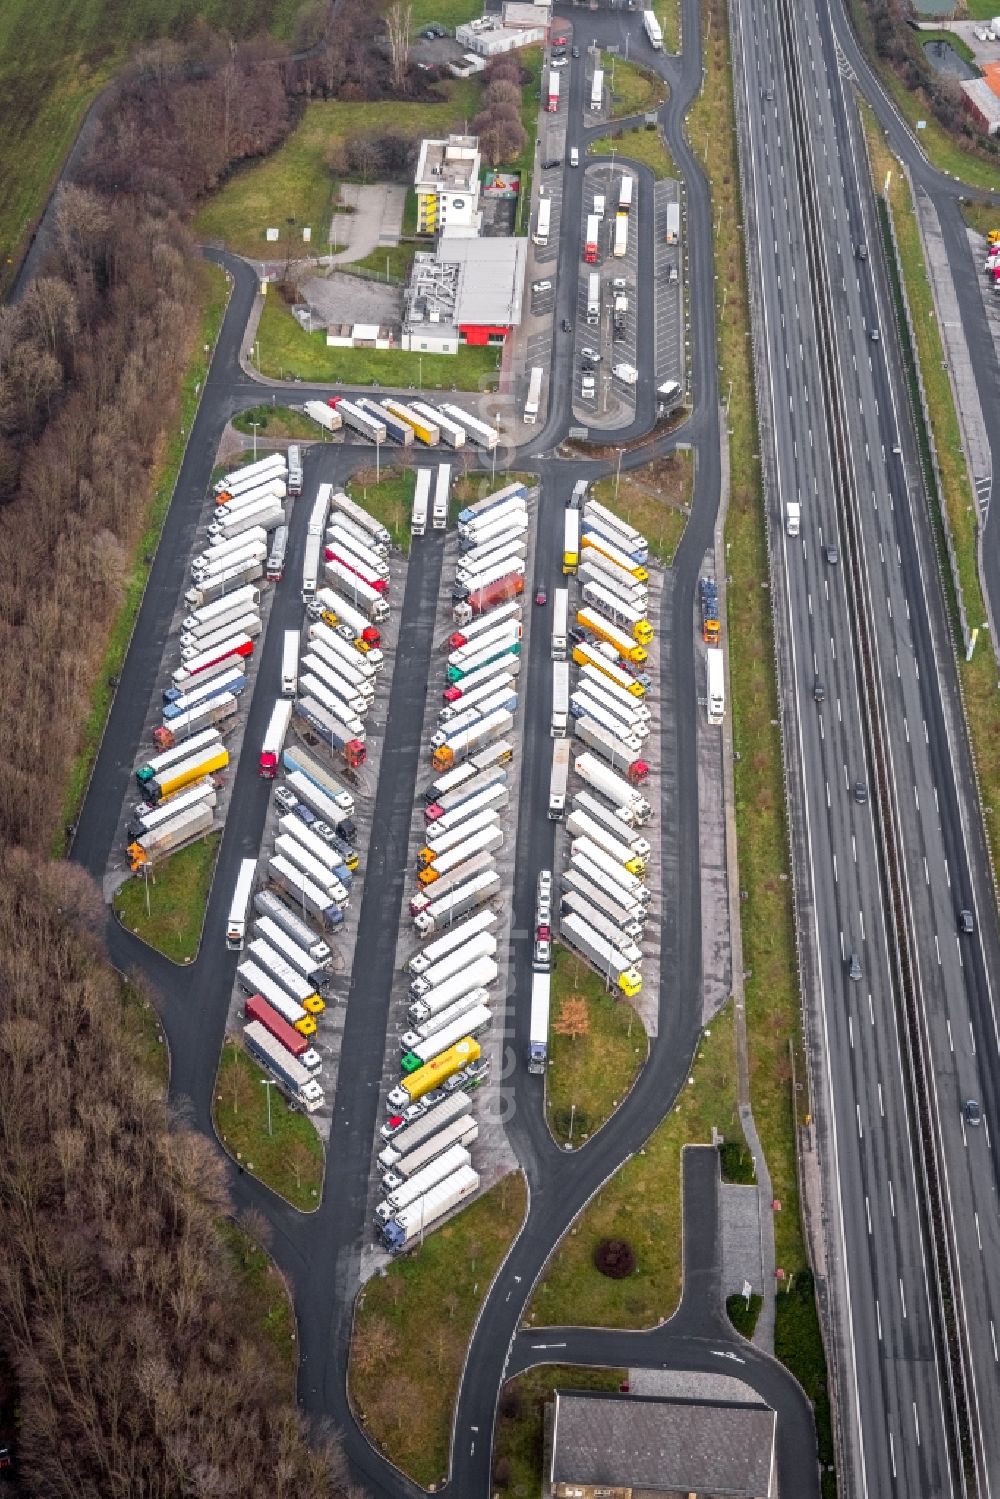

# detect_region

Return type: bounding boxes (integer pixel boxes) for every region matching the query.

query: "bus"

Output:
[411,467,431,538]
[227,857,258,950]
[266,523,288,582]
[524,366,544,425]
[433,464,451,530]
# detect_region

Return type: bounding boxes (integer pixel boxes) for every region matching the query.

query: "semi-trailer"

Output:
[580,531,649,580]
[304,399,343,433]
[127,779,216,840]
[574,790,651,850]
[302,531,323,598]
[244,993,319,1064]
[298,677,366,738]
[180,611,261,658]
[284,773,357,834]
[570,689,650,743]
[572,641,646,697]
[329,397,386,444]
[576,608,649,664]
[456,481,527,525]
[579,560,648,608]
[301,655,373,713]
[571,839,650,902]
[209,501,285,542]
[381,1116,478,1190]
[181,596,261,648]
[641,4,661,44]
[386,1037,482,1109]
[253,888,333,964]
[236,960,317,1035]
[382,399,440,446]
[126,802,214,869]
[425,781,509,830]
[562,868,646,935]
[458,506,527,551]
[432,463,450,531]
[404,992,491,1050]
[580,583,654,644]
[523,365,544,424]
[424,770,507,820]
[431,708,514,771]
[287,445,303,495]
[183,561,263,609]
[409,852,496,915]
[326,525,390,580]
[452,562,526,608]
[267,856,344,928]
[307,623,378,684]
[273,836,349,905]
[143,744,229,804]
[329,489,391,548]
[171,634,254,688]
[571,848,650,911]
[458,491,527,534]
[584,213,600,264]
[440,672,516,721]
[254,918,328,983]
[137,727,221,785]
[573,709,645,762]
[380,1165,480,1251]
[548,737,571,819]
[163,669,245,719]
[243,1021,325,1112]
[418,826,504,885]
[413,401,465,448]
[552,587,569,659]
[456,543,527,588]
[406,908,498,975]
[405,955,498,1020]
[707,646,725,724]
[590,67,604,111]
[560,892,643,960]
[578,665,652,722]
[356,398,412,447]
[419,808,500,863]
[276,816,353,888]
[563,508,580,574]
[559,913,642,997]
[430,690,516,749]
[574,752,653,821]
[313,590,383,648]
[446,637,521,684]
[579,540,649,593]
[567,812,646,874]
[584,499,646,548]
[582,518,649,569]
[182,584,261,636]
[212,477,286,516]
[412,870,501,936]
[214,452,286,496]
[292,698,367,768]
[322,561,390,621]
[552,660,570,737]
[378,1092,473,1161]
[245,939,323,1011]
[408,932,498,997]
[401,1006,491,1071]
[613,212,628,257]
[411,466,431,538]
[528,971,551,1073]
[282,745,355,810]
[440,403,497,451]
[444,656,521,699]
[226,857,258,949]
[154,693,237,743]
[375,1143,473,1221]
[193,526,269,573]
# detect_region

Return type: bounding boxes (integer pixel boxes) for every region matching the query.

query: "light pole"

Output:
[260,1078,277,1136]
[250,420,262,460]
[418,355,423,390]
[254,339,260,370]
[376,437,382,483]
[568,1101,577,1144]
[614,446,624,502]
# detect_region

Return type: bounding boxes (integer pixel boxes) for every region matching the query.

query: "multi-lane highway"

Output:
[733,0,1000,1490]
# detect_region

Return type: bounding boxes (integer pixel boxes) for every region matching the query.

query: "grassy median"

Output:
[591,450,693,564]
[214,1040,325,1212]
[862,107,1000,908]
[113,831,222,964]
[219,1219,299,1400]
[589,122,678,181]
[347,466,416,554]
[233,403,318,441]
[603,54,668,120]
[545,946,648,1148]
[529,1006,737,1328]
[653,0,681,52]
[493,1364,626,1493]
[349,1172,527,1487]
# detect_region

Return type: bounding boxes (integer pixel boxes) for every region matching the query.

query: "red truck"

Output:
[244,993,311,1058]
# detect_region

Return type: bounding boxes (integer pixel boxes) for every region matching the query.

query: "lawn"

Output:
[603,54,667,120]
[349,1172,527,1487]
[113,831,222,963]
[341,239,419,283]
[528,1006,738,1329]
[0,0,306,292]
[653,0,681,52]
[57,259,232,852]
[492,1365,626,1495]
[233,402,319,441]
[347,465,417,554]
[214,1041,325,1211]
[218,1219,299,1399]
[775,1272,836,1496]
[255,295,501,390]
[119,977,169,1092]
[545,945,647,1147]
[194,82,482,259]
[726,1291,763,1341]
[849,0,1000,192]
[591,450,693,564]
[588,123,678,181]
[865,112,1000,959]
[409,0,484,29]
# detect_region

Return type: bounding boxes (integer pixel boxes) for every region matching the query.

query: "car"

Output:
[535,586,548,605]
[965,1098,982,1127]
[443,1070,469,1094]
[422,1088,447,1110]
[553,34,568,44]
[538,868,553,898]
[580,346,601,362]
[537,894,552,924]
[465,1057,490,1085]
[853,782,868,804]
[562,317,573,332]
[533,937,553,970]
[870,326,880,342]
[959,908,975,935]
[581,361,597,376]
[532,278,553,292]
[572,44,580,56]
[541,157,562,170]
[848,953,862,982]
[292,802,318,826]
[856,243,868,260]
[570,147,580,166]
[551,54,568,67]
[764,86,774,101]
[668,264,679,283]
[312,820,337,843]
[581,373,596,399]
[0,1448,11,1473]
[569,624,588,645]
[274,785,298,814]
[536,921,552,941]
[379,1112,408,1140]
[813,675,825,703]
[336,623,356,643]
[824,543,839,565]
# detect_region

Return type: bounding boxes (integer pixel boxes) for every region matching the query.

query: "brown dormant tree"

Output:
[483,79,522,109]
[385,1,413,93]
[553,994,591,1046]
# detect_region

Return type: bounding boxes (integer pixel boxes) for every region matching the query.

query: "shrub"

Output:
[593,1238,636,1279]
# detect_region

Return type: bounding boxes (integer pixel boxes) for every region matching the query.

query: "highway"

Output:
[732,0,1000,1491]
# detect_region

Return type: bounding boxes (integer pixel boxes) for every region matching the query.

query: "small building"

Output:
[325,321,397,350]
[456,14,547,55]
[403,236,527,355]
[961,77,1000,136]
[549,1390,778,1499]
[414,135,482,238]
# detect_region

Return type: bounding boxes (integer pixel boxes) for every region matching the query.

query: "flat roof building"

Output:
[549,1390,778,1499]
[403,237,526,354]
[414,134,482,237]
[961,77,1000,136]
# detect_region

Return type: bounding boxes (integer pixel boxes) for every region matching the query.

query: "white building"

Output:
[456,14,547,55]
[414,135,482,238]
[402,237,527,355]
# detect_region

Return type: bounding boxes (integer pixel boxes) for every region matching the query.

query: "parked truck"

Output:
[244,993,320,1066]
[126,802,214,869]
[375,1143,473,1222]
[528,970,551,1073]
[356,398,412,447]
[414,402,465,448]
[548,737,571,819]
[419,809,501,864]
[236,960,317,1036]
[567,812,646,874]
[254,918,328,983]
[386,1037,482,1110]
[380,1165,480,1251]
[163,670,245,721]
[292,698,366,767]
[563,509,580,575]
[209,501,284,542]
[214,452,286,497]
[431,708,514,771]
[665,201,680,245]
[322,561,390,621]
[574,717,649,782]
[253,888,332,964]
[382,1116,478,1191]
[182,584,260,636]
[246,939,323,1011]
[560,892,643,961]
[305,399,343,433]
[184,562,263,609]
[193,527,269,575]
[418,826,504,886]
[154,693,237,744]
[401,1005,491,1072]
[407,908,498,976]
[706,646,725,724]
[551,660,570,737]
[378,1092,472,1162]
[408,933,498,998]
[412,870,501,936]
[534,194,552,247]
[572,641,647,697]
[441,404,497,451]
[587,272,601,326]
[243,1021,325,1112]
[127,779,216,840]
[282,746,355,811]
[329,489,391,548]
[559,913,642,996]
[171,634,254,688]
[574,753,653,821]
[383,399,440,446]
[573,788,650,849]
[329,397,386,444]
[581,531,649,580]
[267,856,343,928]
[584,213,600,264]
[143,744,228,805]
[562,870,646,937]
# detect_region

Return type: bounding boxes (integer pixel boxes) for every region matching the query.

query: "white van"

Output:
[570,147,580,167]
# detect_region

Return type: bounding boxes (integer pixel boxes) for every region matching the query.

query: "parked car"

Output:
[535,586,548,606]
[580,346,602,363]
[581,372,596,400]
[274,786,298,814]
[533,278,553,292]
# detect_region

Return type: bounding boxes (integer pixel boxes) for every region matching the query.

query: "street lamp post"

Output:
[250,420,262,460]
[614,446,624,502]
[260,1079,277,1137]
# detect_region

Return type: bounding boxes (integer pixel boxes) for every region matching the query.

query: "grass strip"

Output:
[233,402,319,441]
[56,260,231,855]
[255,295,501,389]
[119,977,170,1091]
[347,466,417,555]
[214,1041,325,1212]
[588,123,678,180]
[591,450,693,564]
[492,1364,626,1493]
[775,1271,837,1498]
[218,1219,299,1400]
[349,1173,527,1487]
[528,1006,738,1328]
[862,108,1000,904]
[603,54,668,119]
[653,0,681,52]
[726,1291,763,1340]
[113,832,222,964]
[545,946,648,1148]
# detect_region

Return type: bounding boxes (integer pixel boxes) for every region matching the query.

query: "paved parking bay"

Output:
[571,163,639,429]
[653,179,685,392]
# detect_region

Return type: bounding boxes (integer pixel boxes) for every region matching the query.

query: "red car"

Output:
[535,586,548,606]
[552,34,568,45]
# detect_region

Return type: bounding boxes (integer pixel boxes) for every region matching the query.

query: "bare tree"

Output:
[553,994,591,1046]
[385,1,412,93]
